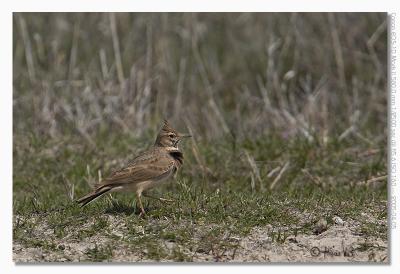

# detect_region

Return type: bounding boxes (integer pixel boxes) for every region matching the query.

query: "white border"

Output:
[1,1,399,274]
[1,0,399,12]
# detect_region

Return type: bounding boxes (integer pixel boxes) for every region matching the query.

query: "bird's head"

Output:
[155,120,191,148]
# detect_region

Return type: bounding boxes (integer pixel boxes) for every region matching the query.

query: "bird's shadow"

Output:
[104,200,152,216]
[104,200,137,215]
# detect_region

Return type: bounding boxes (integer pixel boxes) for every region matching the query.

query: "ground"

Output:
[13,205,387,263]
[13,134,387,263]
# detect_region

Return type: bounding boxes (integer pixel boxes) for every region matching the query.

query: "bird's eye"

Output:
[168,133,175,138]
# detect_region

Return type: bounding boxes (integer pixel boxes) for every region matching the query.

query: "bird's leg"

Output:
[143,193,174,203]
[136,192,146,217]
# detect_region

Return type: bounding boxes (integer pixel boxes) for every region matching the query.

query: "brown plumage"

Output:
[76,120,190,215]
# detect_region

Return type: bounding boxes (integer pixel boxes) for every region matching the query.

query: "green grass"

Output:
[13,132,387,261]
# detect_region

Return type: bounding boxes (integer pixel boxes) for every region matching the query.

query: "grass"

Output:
[12,13,388,262]
[13,131,387,261]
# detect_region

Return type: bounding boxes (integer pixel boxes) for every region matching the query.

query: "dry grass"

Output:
[13,13,387,142]
[13,13,388,262]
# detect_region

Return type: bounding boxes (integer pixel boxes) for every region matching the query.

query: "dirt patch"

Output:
[232,225,387,262]
[13,213,388,263]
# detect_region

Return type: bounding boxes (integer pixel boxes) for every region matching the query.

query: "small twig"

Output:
[355,175,387,187]
[328,13,346,89]
[98,170,102,184]
[85,164,95,188]
[367,20,387,78]
[250,174,255,193]
[358,149,381,158]
[16,14,36,83]
[109,13,125,85]
[354,132,375,146]
[61,174,75,201]
[267,166,281,178]
[99,48,109,80]
[282,109,314,142]
[302,169,323,186]
[269,161,290,190]
[338,125,356,141]
[68,20,80,83]
[244,150,263,192]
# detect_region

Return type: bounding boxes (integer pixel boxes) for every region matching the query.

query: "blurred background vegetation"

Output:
[13,13,388,261]
[13,13,387,141]
[13,13,387,205]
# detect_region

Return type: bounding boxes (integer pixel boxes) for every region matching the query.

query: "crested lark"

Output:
[76,120,191,215]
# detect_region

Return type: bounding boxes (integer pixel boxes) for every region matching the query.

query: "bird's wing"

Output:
[124,148,159,166]
[98,154,175,187]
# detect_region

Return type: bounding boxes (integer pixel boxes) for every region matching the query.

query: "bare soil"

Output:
[13,214,388,263]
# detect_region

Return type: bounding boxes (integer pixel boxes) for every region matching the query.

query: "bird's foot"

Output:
[138,210,147,218]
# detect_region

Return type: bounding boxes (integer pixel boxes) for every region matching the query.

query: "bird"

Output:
[76,120,191,216]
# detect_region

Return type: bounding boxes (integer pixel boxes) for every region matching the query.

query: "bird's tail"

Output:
[76,186,113,207]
